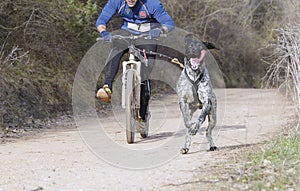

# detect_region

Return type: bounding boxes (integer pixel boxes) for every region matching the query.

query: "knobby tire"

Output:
[125,70,135,144]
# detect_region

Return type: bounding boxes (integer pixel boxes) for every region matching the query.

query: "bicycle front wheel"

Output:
[125,69,136,144]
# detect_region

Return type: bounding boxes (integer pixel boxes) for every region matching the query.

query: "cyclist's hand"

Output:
[100,31,112,42]
[149,28,162,39]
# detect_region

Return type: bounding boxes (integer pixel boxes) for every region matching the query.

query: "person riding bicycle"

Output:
[96,0,175,125]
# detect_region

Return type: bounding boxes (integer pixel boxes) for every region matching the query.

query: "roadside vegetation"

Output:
[202,123,300,191]
[0,0,100,133]
[206,1,300,189]
[242,131,300,190]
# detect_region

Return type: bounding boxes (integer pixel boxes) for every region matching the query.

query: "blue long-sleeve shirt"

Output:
[96,0,175,34]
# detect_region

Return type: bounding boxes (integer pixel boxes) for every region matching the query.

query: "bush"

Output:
[0,0,99,130]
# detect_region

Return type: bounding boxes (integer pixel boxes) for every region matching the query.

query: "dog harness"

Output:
[184,58,204,92]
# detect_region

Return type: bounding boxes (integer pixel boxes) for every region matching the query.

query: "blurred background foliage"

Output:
[0,0,299,130]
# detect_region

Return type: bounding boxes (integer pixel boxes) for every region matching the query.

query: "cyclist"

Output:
[96,0,175,125]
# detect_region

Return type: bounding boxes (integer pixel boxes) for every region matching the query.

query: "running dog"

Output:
[176,34,218,154]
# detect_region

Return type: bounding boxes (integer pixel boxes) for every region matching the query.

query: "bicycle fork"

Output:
[121,53,141,109]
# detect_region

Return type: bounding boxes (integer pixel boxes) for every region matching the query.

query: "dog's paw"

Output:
[180,148,189,154]
[209,146,218,151]
[197,102,203,109]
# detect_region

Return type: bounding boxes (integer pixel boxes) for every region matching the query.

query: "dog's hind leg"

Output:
[207,95,217,151]
[207,113,217,151]
[190,91,211,135]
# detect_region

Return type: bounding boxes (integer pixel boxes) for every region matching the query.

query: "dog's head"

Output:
[184,34,207,71]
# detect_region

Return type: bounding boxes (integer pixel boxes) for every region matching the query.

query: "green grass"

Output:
[232,127,300,190]
[206,124,300,191]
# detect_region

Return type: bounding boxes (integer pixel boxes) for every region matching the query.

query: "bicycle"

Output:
[97,34,157,143]
[97,34,183,144]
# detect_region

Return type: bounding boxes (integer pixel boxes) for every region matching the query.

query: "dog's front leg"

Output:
[179,99,193,129]
[180,127,194,154]
[179,99,194,154]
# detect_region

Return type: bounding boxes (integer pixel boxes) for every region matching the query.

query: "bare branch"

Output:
[263,26,300,121]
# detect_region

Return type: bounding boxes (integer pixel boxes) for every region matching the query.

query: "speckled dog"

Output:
[176,34,218,154]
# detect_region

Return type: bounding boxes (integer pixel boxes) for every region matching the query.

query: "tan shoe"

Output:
[96,85,112,103]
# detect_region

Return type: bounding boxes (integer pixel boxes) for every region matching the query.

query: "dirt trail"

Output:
[0,89,294,191]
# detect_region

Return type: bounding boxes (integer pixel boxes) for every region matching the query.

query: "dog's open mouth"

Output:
[189,49,207,70]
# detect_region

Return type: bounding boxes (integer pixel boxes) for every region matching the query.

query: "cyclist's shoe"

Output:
[137,112,151,128]
[96,84,112,103]
[137,116,145,128]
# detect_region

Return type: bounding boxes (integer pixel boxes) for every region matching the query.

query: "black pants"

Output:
[104,29,157,120]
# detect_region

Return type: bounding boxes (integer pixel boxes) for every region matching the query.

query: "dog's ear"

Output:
[202,41,220,50]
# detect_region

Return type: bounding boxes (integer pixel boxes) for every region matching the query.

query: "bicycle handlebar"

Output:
[96,33,183,68]
[96,33,167,41]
